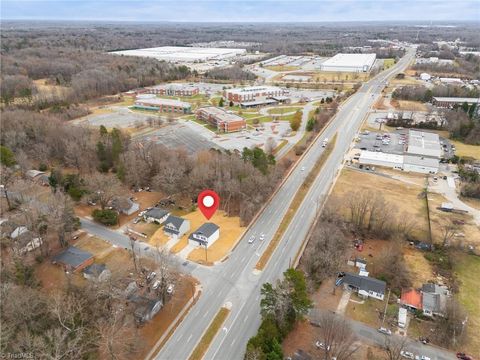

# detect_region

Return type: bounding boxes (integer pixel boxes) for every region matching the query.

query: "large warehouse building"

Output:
[320,53,377,72]
[111,46,247,63]
[196,107,246,133]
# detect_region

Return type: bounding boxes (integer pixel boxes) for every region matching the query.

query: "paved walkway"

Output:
[335,289,352,315]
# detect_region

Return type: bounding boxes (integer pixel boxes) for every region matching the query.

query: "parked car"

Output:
[146,271,156,282]
[457,353,473,360]
[415,356,431,360]
[152,280,161,290]
[378,327,392,335]
[133,217,141,224]
[418,337,430,344]
[167,284,174,294]
[315,341,330,351]
[248,235,255,244]
[400,351,414,359]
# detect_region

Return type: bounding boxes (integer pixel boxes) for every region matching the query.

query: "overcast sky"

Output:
[1,0,479,22]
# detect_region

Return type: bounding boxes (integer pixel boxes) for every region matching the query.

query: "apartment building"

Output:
[196,106,246,133]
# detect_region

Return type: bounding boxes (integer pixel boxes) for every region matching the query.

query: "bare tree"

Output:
[383,336,408,360]
[310,311,359,360]
[440,221,458,247]
[152,246,179,304]
[85,173,123,209]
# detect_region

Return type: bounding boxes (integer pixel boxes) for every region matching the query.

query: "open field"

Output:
[310,71,369,82]
[383,58,395,69]
[330,168,430,241]
[452,252,480,356]
[403,246,435,288]
[264,65,300,72]
[391,99,429,111]
[267,106,303,115]
[189,307,230,360]
[449,140,480,159]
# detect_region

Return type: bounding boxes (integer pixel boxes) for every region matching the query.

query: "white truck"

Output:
[322,138,329,148]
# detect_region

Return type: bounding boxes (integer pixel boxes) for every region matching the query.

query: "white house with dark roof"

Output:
[163,215,190,239]
[143,207,170,224]
[188,223,220,248]
[342,273,386,300]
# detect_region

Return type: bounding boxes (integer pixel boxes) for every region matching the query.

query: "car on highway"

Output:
[414,356,430,360]
[259,233,265,241]
[315,341,330,351]
[400,351,415,359]
[301,166,305,171]
[248,235,255,244]
[457,353,473,360]
[377,327,392,335]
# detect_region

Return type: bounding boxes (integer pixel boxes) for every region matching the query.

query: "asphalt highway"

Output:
[149,49,428,360]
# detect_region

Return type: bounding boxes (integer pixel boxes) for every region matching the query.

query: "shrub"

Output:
[92,209,118,226]
[38,163,48,171]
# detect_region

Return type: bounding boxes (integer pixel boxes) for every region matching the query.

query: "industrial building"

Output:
[320,53,377,72]
[111,46,247,63]
[432,97,479,108]
[145,84,199,97]
[224,86,288,106]
[359,151,404,169]
[406,130,442,158]
[196,106,246,133]
[133,97,192,114]
[403,155,439,174]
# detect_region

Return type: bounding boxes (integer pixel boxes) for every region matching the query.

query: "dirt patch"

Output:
[75,234,113,256]
[310,278,344,311]
[345,294,385,328]
[391,100,428,112]
[35,261,86,292]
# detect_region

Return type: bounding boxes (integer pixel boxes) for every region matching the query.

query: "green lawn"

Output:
[267,106,303,115]
[453,253,480,355]
[345,295,384,328]
[246,116,274,124]
[240,112,262,119]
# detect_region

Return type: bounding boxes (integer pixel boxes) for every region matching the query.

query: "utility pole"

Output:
[381,288,391,327]
[204,242,208,263]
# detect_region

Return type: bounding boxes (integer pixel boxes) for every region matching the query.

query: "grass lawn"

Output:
[453,252,480,355]
[264,65,300,72]
[383,58,395,69]
[449,140,480,159]
[239,112,262,119]
[403,246,435,288]
[189,307,230,360]
[191,118,217,132]
[273,139,288,155]
[267,106,303,115]
[345,294,384,328]
[246,116,273,124]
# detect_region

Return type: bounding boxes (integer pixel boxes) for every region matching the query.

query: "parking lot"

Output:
[355,130,406,154]
[141,123,220,153]
[78,106,157,128]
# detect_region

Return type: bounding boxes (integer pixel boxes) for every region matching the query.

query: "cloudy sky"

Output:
[1,0,479,22]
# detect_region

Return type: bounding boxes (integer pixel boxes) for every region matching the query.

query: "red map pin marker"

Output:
[198,190,220,220]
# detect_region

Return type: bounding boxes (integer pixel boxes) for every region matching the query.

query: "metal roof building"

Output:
[406,130,442,158]
[320,53,377,72]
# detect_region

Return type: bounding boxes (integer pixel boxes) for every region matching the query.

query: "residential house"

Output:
[400,288,423,311]
[52,246,94,272]
[26,170,50,186]
[143,208,170,224]
[111,197,140,215]
[188,222,220,248]
[342,273,386,300]
[163,215,190,239]
[10,226,43,255]
[83,263,111,282]
[422,283,449,317]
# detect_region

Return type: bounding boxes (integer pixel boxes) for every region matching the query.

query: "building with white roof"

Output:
[111,46,246,63]
[145,84,199,97]
[359,151,404,169]
[224,86,287,104]
[433,97,479,108]
[403,155,439,174]
[320,53,377,72]
[406,130,442,158]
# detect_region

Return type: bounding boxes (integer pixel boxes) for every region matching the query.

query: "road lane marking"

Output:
[230,339,236,347]
[187,334,192,343]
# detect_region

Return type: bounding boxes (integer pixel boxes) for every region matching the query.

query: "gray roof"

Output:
[422,292,439,312]
[404,155,440,168]
[421,283,448,314]
[145,207,169,220]
[53,246,93,268]
[164,215,187,235]
[189,222,219,239]
[343,273,386,295]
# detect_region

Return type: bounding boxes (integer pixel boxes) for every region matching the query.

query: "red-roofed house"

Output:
[400,289,423,310]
